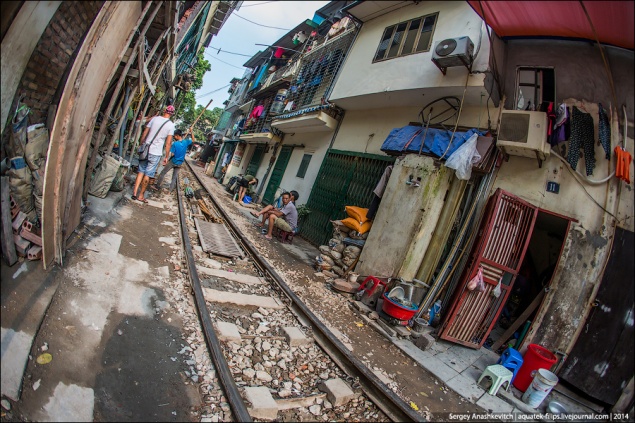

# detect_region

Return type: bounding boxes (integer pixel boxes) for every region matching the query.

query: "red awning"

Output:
[467,1,634,50]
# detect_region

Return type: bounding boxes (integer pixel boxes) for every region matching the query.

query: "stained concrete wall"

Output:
[356,154,453,279]
[501,39,634,121]
[491,39,634,355]
[329,1,490,105]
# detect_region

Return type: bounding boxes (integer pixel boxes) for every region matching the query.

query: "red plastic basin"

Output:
[513,344,558,392]
[382,293,417,321]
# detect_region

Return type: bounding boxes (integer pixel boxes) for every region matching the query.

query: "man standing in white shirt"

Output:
[132,105,176,203]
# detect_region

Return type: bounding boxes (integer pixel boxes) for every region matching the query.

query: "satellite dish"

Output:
[435,39,458,57]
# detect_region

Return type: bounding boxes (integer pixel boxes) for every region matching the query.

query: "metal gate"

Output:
[245,144,266,177]
[301,149,394,247]
[262,145,294,205]
[440,188,538,348]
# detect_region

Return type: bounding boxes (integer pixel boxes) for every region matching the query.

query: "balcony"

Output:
[238,94,282,143]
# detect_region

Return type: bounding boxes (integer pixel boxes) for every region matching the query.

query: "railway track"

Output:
[176,160,423,422]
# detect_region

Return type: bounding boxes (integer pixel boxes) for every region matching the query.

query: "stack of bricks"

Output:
[10,197,42,261]
[1,1,104,148]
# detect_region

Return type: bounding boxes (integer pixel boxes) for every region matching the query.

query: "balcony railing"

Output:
[240,92,277,135]
[276,27,357,117]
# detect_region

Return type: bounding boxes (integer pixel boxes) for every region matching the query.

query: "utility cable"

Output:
[204,52,245,70]
[232,13,292,31]
[196,84,232,99]
[241,1,277,7]
[439,69,471,160]
[207,46,254,57]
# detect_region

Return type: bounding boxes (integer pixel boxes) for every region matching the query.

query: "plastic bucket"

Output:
[521,369,559,408]
[513,344,558,392]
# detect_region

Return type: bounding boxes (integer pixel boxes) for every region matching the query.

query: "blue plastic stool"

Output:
[497,347,524,383]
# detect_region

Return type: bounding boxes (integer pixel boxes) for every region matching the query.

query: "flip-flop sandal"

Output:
[131,194,137,200]
[137,197,149,204]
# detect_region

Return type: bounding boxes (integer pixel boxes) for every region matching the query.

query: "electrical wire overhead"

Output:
[207,46,253,57]
[241,1,277,7]
[196,84,232,100]
[232,13,292,30]
[204,52,245,70]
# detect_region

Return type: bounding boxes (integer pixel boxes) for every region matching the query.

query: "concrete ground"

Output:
[2,184,202,421]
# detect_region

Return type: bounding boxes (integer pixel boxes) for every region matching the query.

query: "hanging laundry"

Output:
[546,102,555,139]
[550,103,570,146]
[614,146,632,184]
[567,106,596,175]
[598,103,611,159]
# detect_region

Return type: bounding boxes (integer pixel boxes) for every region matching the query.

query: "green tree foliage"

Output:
[174,51,221,140]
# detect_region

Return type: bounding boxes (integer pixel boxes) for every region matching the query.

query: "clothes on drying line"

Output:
[549,103,570,146]
[567,106,596,176]
[615,146,632,184]
[598,103,611,160]
[250,104,265,119]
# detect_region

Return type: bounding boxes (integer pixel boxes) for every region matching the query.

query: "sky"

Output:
[196,0,330,109]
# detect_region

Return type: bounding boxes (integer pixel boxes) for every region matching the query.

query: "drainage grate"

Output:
[194,218,243,258]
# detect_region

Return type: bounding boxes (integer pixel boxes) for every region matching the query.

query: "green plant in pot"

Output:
[296,204,311,231]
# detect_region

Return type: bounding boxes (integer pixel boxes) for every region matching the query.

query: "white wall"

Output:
[273,132,332,207]
[330,1,489,103]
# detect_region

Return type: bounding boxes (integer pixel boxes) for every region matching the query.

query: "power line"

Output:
[232,13,292,31]
[207,46,253,57]
[204,52,245,70]
[241,1,277,7]
[196,84,232,99]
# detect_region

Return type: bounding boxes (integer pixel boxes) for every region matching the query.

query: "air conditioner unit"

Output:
[497,110,550,166]
[431,36,474,75]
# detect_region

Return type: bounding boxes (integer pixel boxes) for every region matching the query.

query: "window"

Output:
[515,67,556,111]
[373,13,438,62]
[296,154,312,178]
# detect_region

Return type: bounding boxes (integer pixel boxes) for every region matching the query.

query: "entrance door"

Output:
[262,145,293,205]
[559,227,634,405]
[245,144,266,177]
[301,149,394,247]
[440,188,539,349]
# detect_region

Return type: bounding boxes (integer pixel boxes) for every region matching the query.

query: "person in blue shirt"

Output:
[150,128,193,192]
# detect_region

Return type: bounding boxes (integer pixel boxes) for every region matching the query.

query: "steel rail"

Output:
[185,160,423,422]
[175,180,252,422]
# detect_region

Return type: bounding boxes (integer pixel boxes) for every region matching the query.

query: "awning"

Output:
[467,1,634,50]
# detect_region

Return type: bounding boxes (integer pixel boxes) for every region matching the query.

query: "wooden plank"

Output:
[1,176,18,266]
[202,288,284,309]
[42,2,143,268]
[491,288,545,352]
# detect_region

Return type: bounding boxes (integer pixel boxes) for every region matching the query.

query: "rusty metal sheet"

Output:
[194,218,243,258]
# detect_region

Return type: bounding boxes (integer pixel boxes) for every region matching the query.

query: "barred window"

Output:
[373,13,438,62]
[296,154,312,178]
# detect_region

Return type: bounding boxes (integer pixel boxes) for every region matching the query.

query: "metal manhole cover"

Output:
[194,218,243,258]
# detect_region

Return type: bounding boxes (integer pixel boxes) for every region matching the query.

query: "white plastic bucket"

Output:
[521,368,559,408]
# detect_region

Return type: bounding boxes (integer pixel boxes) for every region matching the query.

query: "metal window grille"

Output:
[283,28,357,112]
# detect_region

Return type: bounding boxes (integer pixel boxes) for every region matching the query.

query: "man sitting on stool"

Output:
[251,192,297,240]
[249,190,298,223]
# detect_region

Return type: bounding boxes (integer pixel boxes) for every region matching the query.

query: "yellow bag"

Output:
[341,217,372,234]
[345,206,369,224]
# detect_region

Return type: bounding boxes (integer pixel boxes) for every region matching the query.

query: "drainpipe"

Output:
[118,84,131,154]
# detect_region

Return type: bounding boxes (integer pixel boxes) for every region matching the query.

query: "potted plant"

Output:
[296,204,311,232]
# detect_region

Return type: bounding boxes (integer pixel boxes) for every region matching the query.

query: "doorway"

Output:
[262,145,293,205]
[487,210,570,353]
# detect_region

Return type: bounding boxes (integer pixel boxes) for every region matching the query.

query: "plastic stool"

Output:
[477,364,513,396]
[497,347,524,383]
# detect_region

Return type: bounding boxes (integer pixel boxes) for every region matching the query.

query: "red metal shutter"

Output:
[440,189,538,349]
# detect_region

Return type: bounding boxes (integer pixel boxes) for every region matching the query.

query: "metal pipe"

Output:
[117,84,132,154]
[175,179,252,423]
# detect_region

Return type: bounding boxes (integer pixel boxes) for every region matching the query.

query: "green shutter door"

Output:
[262,146,294,205]
[245,144,266,177]
[301,149,394,246]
